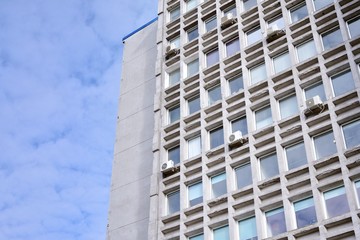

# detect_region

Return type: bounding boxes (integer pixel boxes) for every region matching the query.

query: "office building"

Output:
[107,0,360,239]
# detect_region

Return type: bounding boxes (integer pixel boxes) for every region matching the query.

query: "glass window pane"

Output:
[266,207,286,237]
[243,0,257,11]
[169,69,180,86]
[324,186,350,218]
[255,106,272,130]
[208,85,221,105]
[224,5,236,16]
[187,59,199,77]
[228,75,243,95]
[239,216,257,240]
[214,225,229,240]
[189,234,203,240]
[170,36,180,48]
[290,3,308,23]
[260,153,279,180]
[168,106,180,124]
[187,27,199,42]
[205,17,217,32]
[250,63,267,84]
[273,52,291,73]
[297,40,316,62]
[210,127,224,149]
[211,173,227,198]
[313,0,333,10]
[170,7,180,21]
[342,120,360,149]
[188,95,200,115]
[279,94,298,119]
[348,17,360,39]
[247,27,261,46]
[226,38,240,57]
[231,117,248,135]
[355,181,360,205]
[188,136,201,158]
[206,49,219,67]
[331,70,355,97]
[268,15,285,29]
[294,197,317,228]
[235,163,252,189]
[322,28,342,50]
[304,82,326,102]
[187,0,198,11]
[188,182,203,207]
[168,146,180,165]
[167,190,180,214]
[285,142,307,170]
[313,131,336,160]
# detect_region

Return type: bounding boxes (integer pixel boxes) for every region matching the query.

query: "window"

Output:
[265,207,286,237]
[188,182,203,207]
[167,190,180,215]
[331,70,355,97]
[169,36,180,49]
[226,38,240,57]
[187,59,199,78]
[321,28,342,51]
[355,181,360,205]
[313,0,333,10]
[273,52,291,74]
[208,85,221,105]
[243,0,257,11]
[255,105,272,130]
[279,94,298,119]
[250,63,267,84]
[228,74,243,95]
[342,119,360,149]
[168,145,180,165]
[187,95,200,115]
[348,17,360,39]
[168,69,180,87]
[189,234,203,240]
[268,15,285,29]
[213,225,229,240]
[313,131,336,160]
[186,0,198,11]
[239,216,257,240]
[206,48,219,67]
[294,197,317,228]
[211,173,227,198]
[304,82,326,101]
[285,142,307,170]
[260,153,279,180]
[168,105,180,124]
[235,163,252,189]
[169,6,180,22]
[296,40,316,62]
[231,116,248,135]
[187,27,198,42]
[188,136,201,158]
[324,186,350,218]
[205,17,217,32]
[209,126,224,149]
[290,3,308,23]
[224,5,236,16]
[246,27,261,46]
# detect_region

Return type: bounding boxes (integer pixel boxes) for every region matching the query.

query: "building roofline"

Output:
[122,17,158,42]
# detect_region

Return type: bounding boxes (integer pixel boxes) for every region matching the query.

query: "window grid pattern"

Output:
[157,0,360,239]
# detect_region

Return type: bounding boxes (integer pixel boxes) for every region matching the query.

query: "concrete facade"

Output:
[108,0,360,239]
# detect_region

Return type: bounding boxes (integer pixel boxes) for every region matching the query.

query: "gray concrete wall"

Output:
[107,20,157,240]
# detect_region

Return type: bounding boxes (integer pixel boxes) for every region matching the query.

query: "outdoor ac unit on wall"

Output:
[305,95,323,110]
[228,131,243,146]
[161,160,174,172]
[221,13,237,29]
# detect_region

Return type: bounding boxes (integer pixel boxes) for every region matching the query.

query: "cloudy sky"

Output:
[0,0,157,239]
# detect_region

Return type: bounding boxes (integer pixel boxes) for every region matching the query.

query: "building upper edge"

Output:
[122,17,158,42]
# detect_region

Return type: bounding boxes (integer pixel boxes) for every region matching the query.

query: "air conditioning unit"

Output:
[305,95,323,110]
[221,13,237,29]
[228,131,243,146]
[161,160,175,172]
[266,25,285,43]
[165,43,179,59]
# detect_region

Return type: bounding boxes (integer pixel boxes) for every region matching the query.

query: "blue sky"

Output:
[0,1,157,239]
